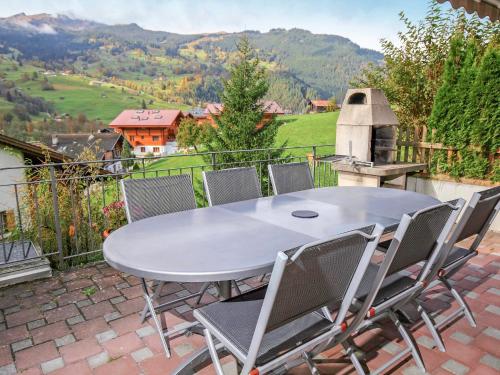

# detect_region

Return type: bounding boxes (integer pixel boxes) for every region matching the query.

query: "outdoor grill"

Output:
[328,88,426,188]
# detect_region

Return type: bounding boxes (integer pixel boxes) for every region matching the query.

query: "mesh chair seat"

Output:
[443,246,476,268]
[195,287,333,366]
[355,263,415,307]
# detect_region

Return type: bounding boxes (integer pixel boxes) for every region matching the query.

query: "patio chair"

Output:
[421,186,500,337]
[346,200,464,374]
[121,174,199,357]
[197,167,263,303]
[193,225,385,375]
[268,161,314,195]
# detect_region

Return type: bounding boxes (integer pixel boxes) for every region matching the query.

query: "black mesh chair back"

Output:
[121,174,197,223]
[202,167,262,206]
[455,186,500,243]
[265,231,377,332]
[386,203,456,275]
[268,162,314,195]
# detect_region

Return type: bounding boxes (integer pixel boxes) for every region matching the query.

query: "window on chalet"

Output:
[153,147,160,153]
[141,136,145,140]
[140,147,146,153]
[130,136,135,141]
[152,136,159,142]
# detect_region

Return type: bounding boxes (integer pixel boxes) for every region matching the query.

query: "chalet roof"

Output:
[109,109,183,127]
[437,0,499,21]
[46,133,123,160]
[0,133,67,163]
[310,99,331,107]
[203,101,284,116]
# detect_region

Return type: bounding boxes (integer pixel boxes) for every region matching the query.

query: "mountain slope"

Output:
[0,13,383,112]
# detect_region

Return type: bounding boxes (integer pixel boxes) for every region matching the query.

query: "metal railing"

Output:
[0,144,338,269]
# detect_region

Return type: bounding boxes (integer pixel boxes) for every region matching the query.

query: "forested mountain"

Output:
[0,13,383,113]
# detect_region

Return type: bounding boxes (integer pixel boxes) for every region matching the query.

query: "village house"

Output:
[307,99,336,113]
[109,109,185,156]
[196,100,285,126]
[46,131,126,172]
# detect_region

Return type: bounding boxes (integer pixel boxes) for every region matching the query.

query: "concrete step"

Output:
[0,256,52,287]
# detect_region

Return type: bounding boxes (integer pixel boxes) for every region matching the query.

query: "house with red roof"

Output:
[196,101,284,127]
[109,109,186,156]
[307,99,337,113]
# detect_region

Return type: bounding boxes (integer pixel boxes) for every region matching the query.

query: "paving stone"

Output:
[450,331,473,345]
[41,357,64,374]
[31,321,71,345]
[41,302,57,312]
[66,315,85,326]
[131,347,153,362]
[463,290,479,299]
[483,327,500,340]
[238,284,252,292]
[45,304,79,324]
[381,341,402,354]
[402,365,431,375]
[487,287,500,296]
[464,275,480,283]
[175,289,191,298]
[4,306,20,315]
[51,289,66,297]
[27,319,46,330]
[19,291,34,299]
[441,359,469,375]
[59,338,101,364]
[0,323,5,332]
[174,304,191,314]
[485,305,500,316]
[95,330,117,344]
[103,311,121,322]
[115,282,129,290]
[15,341,59,370]
[81,301,115,320]
[55,334,76,348]
[11,339,33,352]
[480,354,500,371]
[109,296,126,305]
[416,335,436,349]
[136,325,155,338]
[0,364,16,375]
[76,299,92,308]
[102,332,143,358]
[86,351,110,369]
[490,274,500,281]
[173,342,194,357]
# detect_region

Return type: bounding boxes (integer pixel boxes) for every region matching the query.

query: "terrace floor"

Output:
[0,232,499,375]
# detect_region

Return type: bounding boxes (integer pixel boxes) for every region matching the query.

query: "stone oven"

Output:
[328,88,426,188]
[335,88,399,165]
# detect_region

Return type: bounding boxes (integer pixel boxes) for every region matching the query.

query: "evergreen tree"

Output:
[121,139,134,169]
[203,37,285,170]
[141,99,147,109]
[467,45,500,153]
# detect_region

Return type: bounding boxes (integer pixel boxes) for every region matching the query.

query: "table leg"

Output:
[218,281,232,299]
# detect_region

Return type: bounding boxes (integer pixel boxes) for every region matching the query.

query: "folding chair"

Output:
[196,167,263,303]
[194,225,385,375]
[121,174,200,357]
[347,200,464,374]
[268,161,314,195]
[421,186,500,340]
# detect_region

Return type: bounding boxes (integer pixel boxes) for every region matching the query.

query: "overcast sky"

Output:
[0,0,453,51]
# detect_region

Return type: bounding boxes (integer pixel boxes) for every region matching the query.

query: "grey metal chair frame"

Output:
[345,201,464,375]
[268,162,314,195]
[194,225,385,375]
[198,167,263,303]
[121,174,200,358]
[420,187,500,345]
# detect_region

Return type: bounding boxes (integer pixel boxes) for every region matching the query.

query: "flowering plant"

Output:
[102,201,127,237]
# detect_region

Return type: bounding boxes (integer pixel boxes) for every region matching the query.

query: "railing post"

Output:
[210,152,216,170]
[142,158,146,178]
[312,146,317,186]
[49,166,64,268]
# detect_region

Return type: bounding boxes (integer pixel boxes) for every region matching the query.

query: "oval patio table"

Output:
[103,186,440,373]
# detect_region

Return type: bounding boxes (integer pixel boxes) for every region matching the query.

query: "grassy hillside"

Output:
[0,59,188,124]
[146,111,338,174]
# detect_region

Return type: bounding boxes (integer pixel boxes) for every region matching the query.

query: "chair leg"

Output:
[196,282,212,305]
[388,310,425,373]
[140,281,165,323]
[342,340,368,375]
[302,352,320,375]
[417,303,446,352]
[204,328,225,375]
[141,279,170,358]
[441,277,477,328]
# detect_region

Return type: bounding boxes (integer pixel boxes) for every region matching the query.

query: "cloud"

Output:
[10,19,57,34]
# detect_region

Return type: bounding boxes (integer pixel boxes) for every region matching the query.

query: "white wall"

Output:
[407,176,500,232]
[0,148,26,213]
[133,142,178,157]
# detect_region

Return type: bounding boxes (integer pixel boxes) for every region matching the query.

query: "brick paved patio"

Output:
[0,231,498,375]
